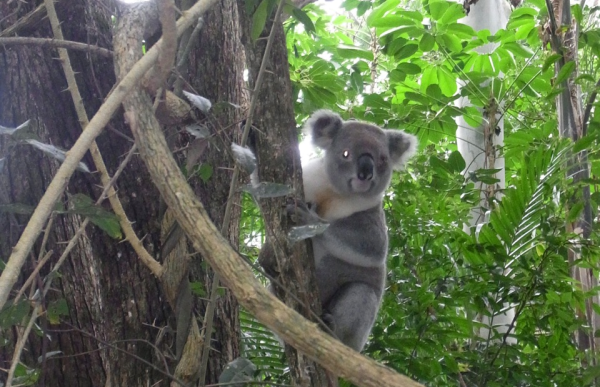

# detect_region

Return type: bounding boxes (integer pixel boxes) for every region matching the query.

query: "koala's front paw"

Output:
[285,197,316,225]
[320,312,338,339]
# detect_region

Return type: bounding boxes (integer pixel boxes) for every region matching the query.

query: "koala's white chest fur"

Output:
[302,158,384,221]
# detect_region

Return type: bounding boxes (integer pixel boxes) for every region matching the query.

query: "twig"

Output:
[5,303,42,387]
[0,0,217,311]
[0,3,46,37]
[582,78,600,136]
[197,0,287,382]
[152,0,177,89]
[14,250,53,303]
[42,0,161,277]
[0,37,113,57]
[43,144,140,297]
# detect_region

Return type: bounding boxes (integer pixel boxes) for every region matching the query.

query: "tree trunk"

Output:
[550,0,599,353]
[236,3,333,386]
[457,0,514,344]
[0,0,242,384]
[0,1,167,385]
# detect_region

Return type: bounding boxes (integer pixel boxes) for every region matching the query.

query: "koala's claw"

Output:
[320,312,338,338]
[285,197,315,225]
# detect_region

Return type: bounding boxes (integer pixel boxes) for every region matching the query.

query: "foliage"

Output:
[237,0,600,385]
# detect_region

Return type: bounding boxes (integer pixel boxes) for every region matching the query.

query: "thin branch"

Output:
[42,0,161,277]
[5,303,42,387]
[582,78,600,136]
[152,0,177,89]
[197,0,287,381]
[0,37,113,57]
[0,0,217,311]
[0,3,46,37]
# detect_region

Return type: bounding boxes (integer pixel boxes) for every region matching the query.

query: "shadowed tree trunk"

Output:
[0,0,242,384]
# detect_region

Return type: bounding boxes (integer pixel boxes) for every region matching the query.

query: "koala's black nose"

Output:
[357,154,374,181]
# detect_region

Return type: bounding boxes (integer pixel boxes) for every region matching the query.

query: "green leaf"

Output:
[0,299,30,328]
[190,281,206,297]
[448,150,466,172]
[336,45,374,61]
[197,163,214,183]
[397,63,421,75]
[437,66,457,97]
[555,61,576,86]
[69,194,122,239]
[367,0,401,26]
[394,43,419,60]
[420,33,436,51]
[542,54,562,72]
[47,299,69,325]
[370,15,415,28]
[439,33,462,52]
[504,42,534,58]
[219,357,257,385]
[251,0,268,41]
[350,70,364,93]
[573,135,595,153]
[292,8,315,34]
[439,3,465,25]
[429,0,449,21]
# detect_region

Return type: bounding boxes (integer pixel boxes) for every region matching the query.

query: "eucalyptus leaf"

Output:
[288,223,330,243]
[0,119,30,136]
[183,91,212,113]
[243,182,292,198]
[231,143,257,175]
[24,139,91,173]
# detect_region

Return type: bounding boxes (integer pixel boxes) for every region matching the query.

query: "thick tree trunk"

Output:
[236,3,332,386]
[0,0,243,385]
[550,0,599,353]
[0,1,168,385]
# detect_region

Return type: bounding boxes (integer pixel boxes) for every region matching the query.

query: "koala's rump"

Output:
[316,255,385,308]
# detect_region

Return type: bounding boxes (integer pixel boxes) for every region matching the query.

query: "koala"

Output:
[292,110,417,352]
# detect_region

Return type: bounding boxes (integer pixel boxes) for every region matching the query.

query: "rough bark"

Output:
[0,0,242,385]
[549,0,599,353]
[0,1,168,385]
[457,0,514,344]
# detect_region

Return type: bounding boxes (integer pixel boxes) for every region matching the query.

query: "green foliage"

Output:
[239,0,600,384]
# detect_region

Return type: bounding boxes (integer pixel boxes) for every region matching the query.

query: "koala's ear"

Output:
[386,130,418,170]
[303,110,343,149]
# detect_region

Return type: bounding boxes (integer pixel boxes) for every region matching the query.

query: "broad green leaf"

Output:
[367,0,401,27]
[439,3,465,25]
[542,53,562,72]
[336,45,374,60]
[350,70,364,93]
[70,194,122,239]
[439,33,462,52]
[292,8,315,34]
[370,15,415,28]
[420,66,437,93]
[504,42,534,58]
[47,299,69,325]
[448,150,466,172]
[555,61,576,86]
[197,163,213,182]
[445,22,476,39]
[429,0,449,21]
[420,33,435,51]
[395,43,419,60]
[437,66,457,97]
[397,63,422,75]
[0,299,30,328]
[251,0,268,41]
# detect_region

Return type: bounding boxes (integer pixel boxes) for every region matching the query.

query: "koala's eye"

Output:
[342,150,350,158]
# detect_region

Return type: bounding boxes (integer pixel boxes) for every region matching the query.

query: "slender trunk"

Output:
[550,0,599,353]
[457,0,514,344]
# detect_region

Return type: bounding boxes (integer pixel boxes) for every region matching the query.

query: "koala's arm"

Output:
[307,205,388,268]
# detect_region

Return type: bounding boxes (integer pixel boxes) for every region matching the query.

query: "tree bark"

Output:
[236,3,332,386]
[0,1,168,385]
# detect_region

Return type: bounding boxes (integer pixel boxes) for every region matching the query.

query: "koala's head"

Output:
[304,110,417,198]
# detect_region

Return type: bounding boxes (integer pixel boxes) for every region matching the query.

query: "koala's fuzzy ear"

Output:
[303,110,343,149]
[386,130,418,170]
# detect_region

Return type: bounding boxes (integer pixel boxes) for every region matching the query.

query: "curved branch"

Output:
[0,0,220,311]
[0,37,113,57]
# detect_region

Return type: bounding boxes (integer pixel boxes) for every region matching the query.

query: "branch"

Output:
[0,0,220,312]
[42,0,161,276]
[0,37,113,57]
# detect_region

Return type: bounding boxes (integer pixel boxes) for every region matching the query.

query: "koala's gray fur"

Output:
[293,110,417,351]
